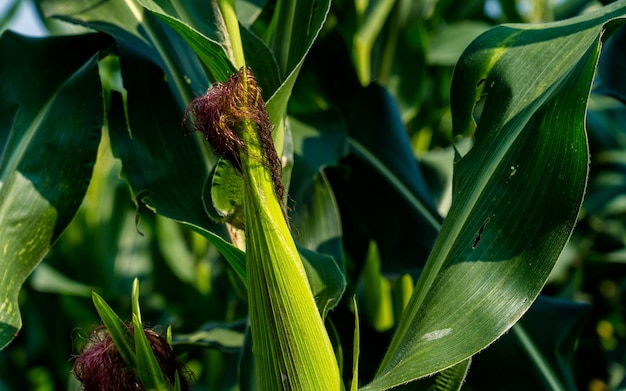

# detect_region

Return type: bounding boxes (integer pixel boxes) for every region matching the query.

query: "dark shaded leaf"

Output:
[466,296,589,391]
[0,32,109,349]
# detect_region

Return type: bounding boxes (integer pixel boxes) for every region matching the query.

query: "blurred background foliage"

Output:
[1,0,626,390]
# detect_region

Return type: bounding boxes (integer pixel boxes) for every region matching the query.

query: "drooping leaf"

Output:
[0,32,109,350]
[334,84,442,275]
[362,3,626,390]
[106,52,247,284]
[41,0,206,103]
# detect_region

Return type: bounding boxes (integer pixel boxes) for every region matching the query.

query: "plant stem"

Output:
[215,0,246,69]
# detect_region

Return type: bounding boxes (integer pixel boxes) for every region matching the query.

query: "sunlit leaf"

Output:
[362,3,626,389]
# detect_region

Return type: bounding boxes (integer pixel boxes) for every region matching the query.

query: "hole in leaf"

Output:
[472,217,490,249]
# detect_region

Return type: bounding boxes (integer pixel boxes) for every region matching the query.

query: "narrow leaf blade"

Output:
[92,292,136,369]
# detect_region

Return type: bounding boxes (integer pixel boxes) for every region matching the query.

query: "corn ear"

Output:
[241,115,341,390]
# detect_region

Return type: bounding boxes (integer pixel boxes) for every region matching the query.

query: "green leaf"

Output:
[136,0,236,82]
[393,359,471,391]
[298,247,346,318]
[265,0,331,79]
[289,113,348,266]
[240,24,282,97]
[131,278,142,324]
[0,32,108,350]
[431,360,471,391]
[41,0,203,104]
[467,296,589,390]
[336,85,441,274]
[173,321,246,354]
[263,0,331,153]
[348,85,441,233]
[353,0,395,84]
[362,3,626,390]
[597,24,626,104]
[131,278,169,390]
[236,0,266,27]
[106,52,248,284]
[92,292,136,369]
[427,21,491,66]
[133,313,169,390]
[207,158,245,226]
[358,242,394,332]
[351,296,361,391]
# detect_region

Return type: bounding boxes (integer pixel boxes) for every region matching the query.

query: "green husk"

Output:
[241,113,341,390]
[207,2,342,387]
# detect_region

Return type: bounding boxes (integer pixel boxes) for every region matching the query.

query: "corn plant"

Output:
[2,0,626,389]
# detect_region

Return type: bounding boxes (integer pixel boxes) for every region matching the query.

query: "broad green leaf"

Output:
[291,170,345,268]
[41,0,204,104]
[348,85,441,232]
[240,24,282,98]
[0,32,108,350]
[362,4,626,390]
